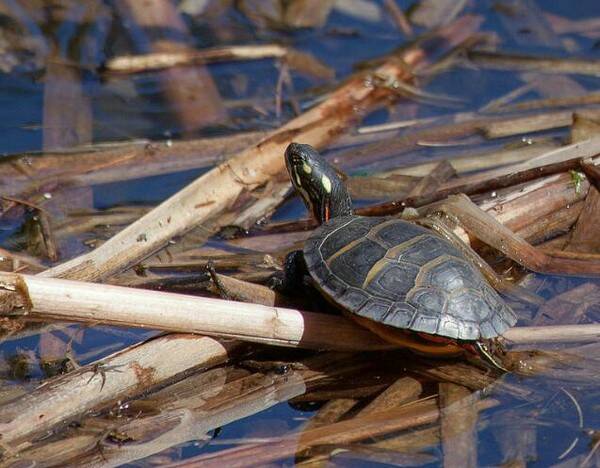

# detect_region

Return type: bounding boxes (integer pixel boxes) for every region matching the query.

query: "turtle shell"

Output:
[303,215,517,341]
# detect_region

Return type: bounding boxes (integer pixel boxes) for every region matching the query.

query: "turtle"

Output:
[282,142,517,368]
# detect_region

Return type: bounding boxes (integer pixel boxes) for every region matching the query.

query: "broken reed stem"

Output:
[502,325,600,344]
[0,334,238,450]
[1,131,267,197]
[0,273,597,348]
[39,16,482,283]
[0,272,390,351]
[104,44,291,73]
[468,50,600,77]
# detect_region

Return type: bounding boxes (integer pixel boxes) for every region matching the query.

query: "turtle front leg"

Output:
[415,202,544,308]
[271,249,308,295]
[271,249,330,311]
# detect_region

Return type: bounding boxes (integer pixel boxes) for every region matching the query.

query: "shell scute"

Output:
[407,287,447,317]
[358,299,393,322]
[410,314,441,334]
[318,216,380,260]
[421,257,481,292]
[339,287,370,310]
[381,303,416,328]
[373,220,429,248]
[438,316,462,339]
[328,239,387,288]
[446,289,493,322]
[396,235,456,265]
[364,262,420,301]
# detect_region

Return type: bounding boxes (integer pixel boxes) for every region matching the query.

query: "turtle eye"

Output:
[293,155,306,167]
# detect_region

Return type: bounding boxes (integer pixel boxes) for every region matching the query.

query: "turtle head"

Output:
[285,142,353,224]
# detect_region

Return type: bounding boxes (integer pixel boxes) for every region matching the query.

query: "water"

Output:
[0,1,599,466]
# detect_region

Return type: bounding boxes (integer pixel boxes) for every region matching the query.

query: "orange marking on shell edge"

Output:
[324,204,330,222]
[416,332,453,344]
[350,314,464,357]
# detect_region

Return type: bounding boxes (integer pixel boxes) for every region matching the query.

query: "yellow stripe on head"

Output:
[321,174,332,193]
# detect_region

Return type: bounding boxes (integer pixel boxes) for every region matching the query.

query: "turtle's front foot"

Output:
[270,249,308,295]
[267,271,285,291]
